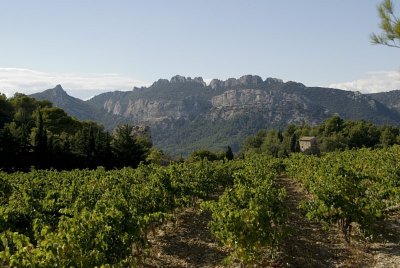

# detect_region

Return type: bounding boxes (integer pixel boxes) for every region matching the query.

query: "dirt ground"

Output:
[369,210,400,268]
[142,207,228,268]
[142,177,400,267]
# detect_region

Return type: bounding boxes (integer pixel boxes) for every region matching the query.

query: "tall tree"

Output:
[111,124,146,167]
[0,94,13,128]
[290,133,300,153]
[0,127,19,170]
[31,109,48,167]
[225,146,234,160]
[371,0,400,48]
[324,115,344,136]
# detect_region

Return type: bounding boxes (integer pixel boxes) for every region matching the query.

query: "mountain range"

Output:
[30,75,400,156]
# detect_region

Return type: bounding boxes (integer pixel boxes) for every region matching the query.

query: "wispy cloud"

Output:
[329,70,400,94]
[0,68,149,99]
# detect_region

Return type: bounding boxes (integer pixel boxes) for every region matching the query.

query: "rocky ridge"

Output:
[30,75,400,155]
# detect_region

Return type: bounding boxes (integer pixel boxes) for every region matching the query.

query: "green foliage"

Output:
[0,94,151,171]
[241,115,400,157]
[187,149,222,162]
[41,107,80,134]
[111,124,148,168]
[323,115,344,135]
[145,148,164,165]
[0,94,13,128]
[202,155,287,265]
[225,146,234,160]
[286,147,400,242]
[371,0,400,48]
[0,160,235,266]
[380,125,399,146]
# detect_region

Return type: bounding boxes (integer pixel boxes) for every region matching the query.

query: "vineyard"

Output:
[1,148,400,267]
[286,146,400,241]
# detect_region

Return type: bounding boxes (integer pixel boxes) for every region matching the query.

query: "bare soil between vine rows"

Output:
[142,177,400,267]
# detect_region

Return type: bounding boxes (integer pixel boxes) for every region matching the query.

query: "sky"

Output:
[0,0,399,99]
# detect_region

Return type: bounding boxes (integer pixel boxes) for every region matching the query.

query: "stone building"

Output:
[299,136,317,152]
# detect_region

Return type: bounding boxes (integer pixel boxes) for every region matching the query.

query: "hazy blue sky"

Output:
[0,0,399,99]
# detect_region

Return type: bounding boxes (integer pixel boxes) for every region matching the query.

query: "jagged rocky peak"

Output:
[223,78,240,88]
[151,79,170,87]
[223,75,263,88]
[192,77,206,86]
[284,81,306,89]
[169,75,205,86]
[170,75,187,83]
[265,77,284,85]
[211,75,264,89]
[238,75,263,86]
[151,75,288,90]
[209,79,224,90]
[53,84,65,92]
[49,84,68,96]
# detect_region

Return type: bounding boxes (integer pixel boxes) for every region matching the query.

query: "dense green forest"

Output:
[241,114,400,157]
[0,93,152,171]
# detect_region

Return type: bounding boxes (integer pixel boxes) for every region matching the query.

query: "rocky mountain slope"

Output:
[30,75,400,155]
[31,85,97,121]
[368,90,400,114]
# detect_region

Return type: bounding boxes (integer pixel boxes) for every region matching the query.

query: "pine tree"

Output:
[32,109,47,167]
[225,146,234,160]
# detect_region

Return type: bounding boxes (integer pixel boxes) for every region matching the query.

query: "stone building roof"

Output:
[299,136,316,141]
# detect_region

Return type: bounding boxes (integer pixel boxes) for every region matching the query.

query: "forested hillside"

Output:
[30,75,400,156]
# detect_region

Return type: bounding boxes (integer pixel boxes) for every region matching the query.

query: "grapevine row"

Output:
[202,155,287,265]
[0,160,236,267]
[285,146,400,241]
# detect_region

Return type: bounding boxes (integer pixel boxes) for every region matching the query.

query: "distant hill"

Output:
[30,75,400,155]
[31,85,98,121]
[368,90,400,114]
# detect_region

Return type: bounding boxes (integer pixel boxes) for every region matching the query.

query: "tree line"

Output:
[0,93,152,171]
[241,115,400,157]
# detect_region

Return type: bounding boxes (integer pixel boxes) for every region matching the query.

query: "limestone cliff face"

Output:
[123,99,186,122]
[94,75,215,124]
[100,87,307,124]
[211,89,271,108]
[97,75,304,124]
[94,74,399,128]
[209,75,268,90]
[208,88,319,123]
[100,96,211,124]
[103,99,113,113]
